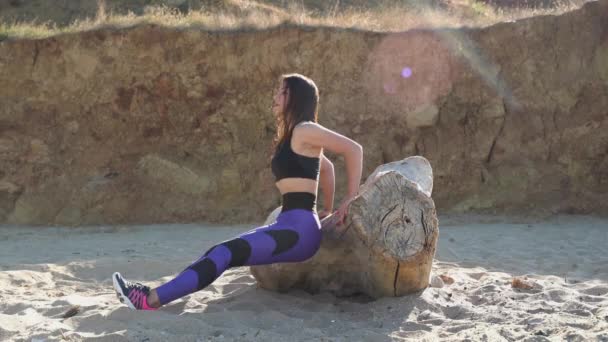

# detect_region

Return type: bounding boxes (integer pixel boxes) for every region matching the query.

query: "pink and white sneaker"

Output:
[112,272,157,311]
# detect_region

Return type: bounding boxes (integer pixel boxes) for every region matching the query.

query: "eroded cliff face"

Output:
[0,0,606,225]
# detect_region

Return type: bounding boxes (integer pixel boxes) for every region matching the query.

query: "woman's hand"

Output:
[318,209,332,219]
[335,196,355,226]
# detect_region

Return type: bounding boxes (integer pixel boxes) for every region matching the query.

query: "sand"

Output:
[1,214,607,341]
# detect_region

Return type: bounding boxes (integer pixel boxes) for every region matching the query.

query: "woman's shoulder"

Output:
[292,121,332,148]
[292,121,319,141]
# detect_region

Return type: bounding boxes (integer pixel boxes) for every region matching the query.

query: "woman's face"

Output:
[272,82,289,117]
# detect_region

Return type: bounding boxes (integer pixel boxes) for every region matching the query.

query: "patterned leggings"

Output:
[155,208,322,305]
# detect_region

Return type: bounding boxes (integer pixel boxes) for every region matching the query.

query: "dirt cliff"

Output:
[0,0,606,225]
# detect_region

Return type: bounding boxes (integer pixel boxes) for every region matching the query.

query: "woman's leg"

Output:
[113,210,321,310]
[155,213,321,306]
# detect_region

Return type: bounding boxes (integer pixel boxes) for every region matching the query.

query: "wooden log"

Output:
[250,156,439,298]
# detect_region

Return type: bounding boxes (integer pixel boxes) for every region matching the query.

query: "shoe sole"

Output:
[112,272,136,310]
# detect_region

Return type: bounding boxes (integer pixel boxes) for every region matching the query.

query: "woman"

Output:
[112,73,363,310]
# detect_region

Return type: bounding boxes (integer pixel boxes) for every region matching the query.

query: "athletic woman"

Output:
[112,73,363,310]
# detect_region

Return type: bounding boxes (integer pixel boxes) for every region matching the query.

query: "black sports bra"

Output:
[271,135,320,182]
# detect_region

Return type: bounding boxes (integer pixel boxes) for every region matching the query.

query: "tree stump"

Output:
[250,156,439,298]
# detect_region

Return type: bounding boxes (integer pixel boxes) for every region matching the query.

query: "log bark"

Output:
[250,156,439,298]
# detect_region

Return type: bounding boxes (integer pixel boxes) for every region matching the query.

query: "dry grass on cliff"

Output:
[0,0,585,40]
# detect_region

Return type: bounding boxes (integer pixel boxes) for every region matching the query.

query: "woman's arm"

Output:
[318,153,335,217]
[294,122,363,224]
[341,142,363,200]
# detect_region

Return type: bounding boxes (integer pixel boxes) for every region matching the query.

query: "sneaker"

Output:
[112,272,157,311]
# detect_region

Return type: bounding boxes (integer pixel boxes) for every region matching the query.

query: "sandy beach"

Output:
[1,214,607,341]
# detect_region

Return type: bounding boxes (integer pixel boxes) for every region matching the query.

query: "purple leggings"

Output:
[155,209,322,305]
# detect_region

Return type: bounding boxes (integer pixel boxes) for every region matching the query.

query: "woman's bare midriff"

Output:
[275,178,318,196]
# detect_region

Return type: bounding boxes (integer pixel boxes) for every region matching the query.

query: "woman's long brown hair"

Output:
[273,73,319,150]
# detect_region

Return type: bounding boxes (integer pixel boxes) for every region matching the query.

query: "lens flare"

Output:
[364,32,453,111]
